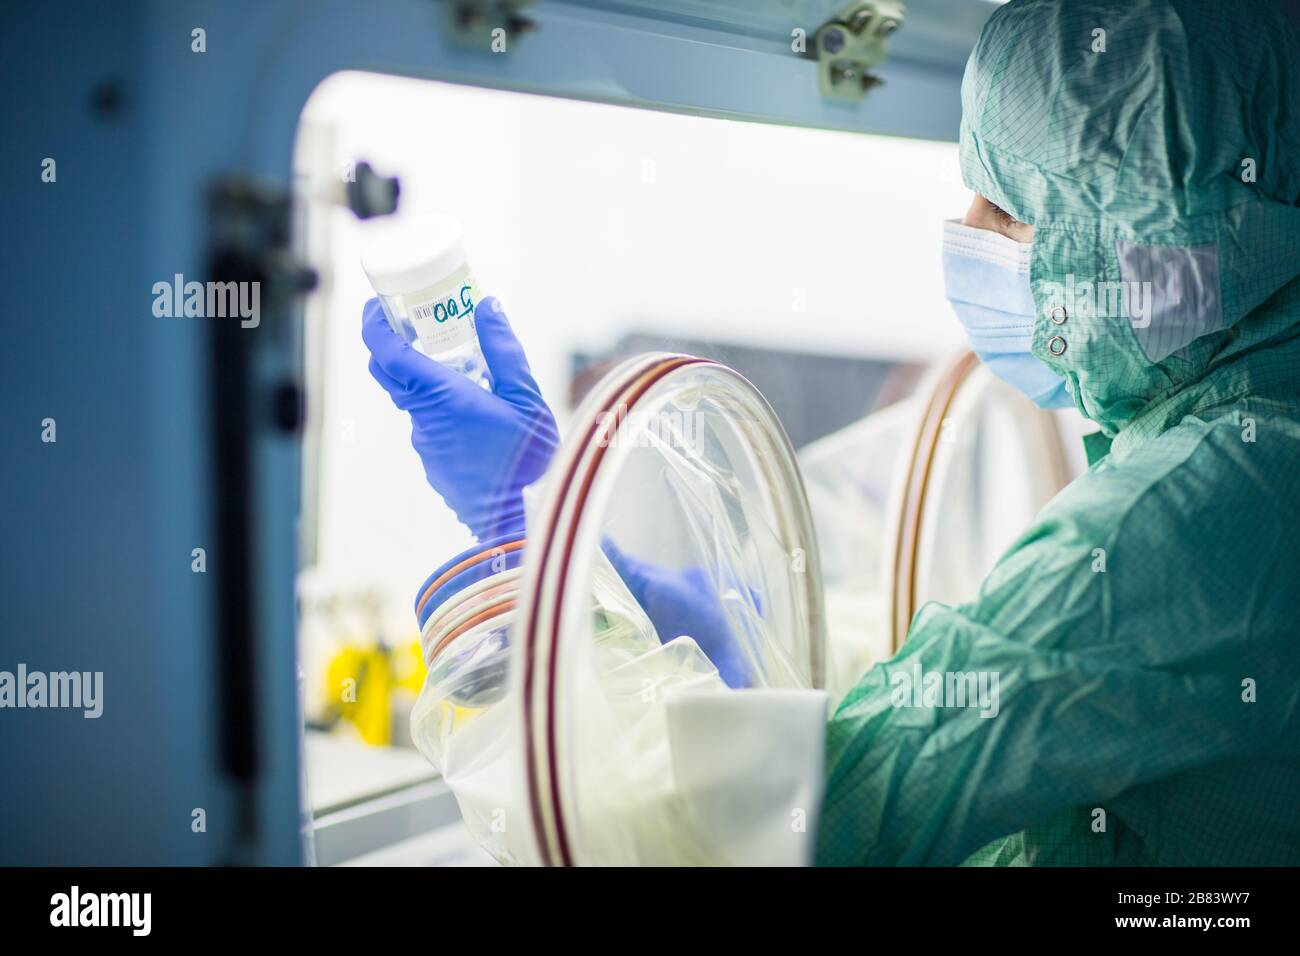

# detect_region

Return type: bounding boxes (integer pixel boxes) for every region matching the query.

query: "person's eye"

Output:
[989,203,1020,227]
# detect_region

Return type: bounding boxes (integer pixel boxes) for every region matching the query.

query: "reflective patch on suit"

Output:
[1115,239,1223,363]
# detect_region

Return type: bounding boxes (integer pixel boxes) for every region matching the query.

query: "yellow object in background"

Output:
[325,645,392,746]
[322,640,426,747]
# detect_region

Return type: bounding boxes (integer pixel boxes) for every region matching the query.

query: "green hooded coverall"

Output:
[817,0,1300,865]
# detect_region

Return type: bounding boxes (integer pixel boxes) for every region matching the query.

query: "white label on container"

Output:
[399,264,479,355]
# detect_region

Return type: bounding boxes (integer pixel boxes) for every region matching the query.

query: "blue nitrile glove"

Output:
[603,540,754,689]
[363,296,559,541]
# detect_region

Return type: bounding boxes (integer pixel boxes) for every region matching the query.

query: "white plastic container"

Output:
[360,214,489,387]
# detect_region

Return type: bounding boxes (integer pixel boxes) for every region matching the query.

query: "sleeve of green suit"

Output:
[816,417,1300,866]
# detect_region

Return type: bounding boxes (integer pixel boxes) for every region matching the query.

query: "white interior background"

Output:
[295,69,972,650]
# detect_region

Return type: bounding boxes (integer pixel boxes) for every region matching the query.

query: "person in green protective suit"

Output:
[816,0,1300,865]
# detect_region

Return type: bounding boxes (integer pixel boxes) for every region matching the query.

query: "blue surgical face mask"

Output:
[941,219,1074,410]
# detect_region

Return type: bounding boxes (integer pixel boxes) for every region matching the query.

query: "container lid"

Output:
[359,213,469,296]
